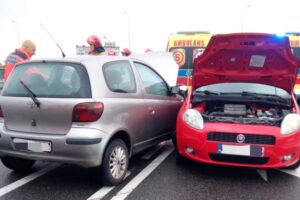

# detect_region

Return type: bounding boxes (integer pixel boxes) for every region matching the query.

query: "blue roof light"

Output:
[275,32,286,37]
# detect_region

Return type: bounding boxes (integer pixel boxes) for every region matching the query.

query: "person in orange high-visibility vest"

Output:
[4,40,36,81]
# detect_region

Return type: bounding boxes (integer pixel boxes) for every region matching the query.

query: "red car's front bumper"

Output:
[176,121,300,168]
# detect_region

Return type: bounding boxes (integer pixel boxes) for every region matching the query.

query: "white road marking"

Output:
[256,169,268,182]
[279,167,300,178]
[0,163,60,197]
[87,171,131,200]
[111,146,174,200]
[141,145,162,160]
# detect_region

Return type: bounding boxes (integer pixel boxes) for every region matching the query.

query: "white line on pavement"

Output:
[110,146,174,200]
[0,163,60,197]
[279,167,300,178]
[256,169,268,182]
[87,171,131,200]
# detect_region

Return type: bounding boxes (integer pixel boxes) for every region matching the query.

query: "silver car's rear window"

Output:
[2,62,91,98]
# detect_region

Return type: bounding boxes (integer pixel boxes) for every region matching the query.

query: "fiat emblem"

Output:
[236,134,245,143]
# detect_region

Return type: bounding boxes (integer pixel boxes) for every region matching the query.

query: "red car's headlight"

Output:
[182,109,204,130]
[281,113,300,135]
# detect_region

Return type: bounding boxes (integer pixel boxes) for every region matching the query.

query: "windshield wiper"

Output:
[264,94,290,104]
[242,91,289,104]
[241,91,262,99]
[241,91,258,96]
[196,90,220,95]
[20,80,41,108]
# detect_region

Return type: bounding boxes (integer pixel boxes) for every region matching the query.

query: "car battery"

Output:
[224,104,246,116]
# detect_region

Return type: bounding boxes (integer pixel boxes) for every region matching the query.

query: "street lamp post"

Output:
[12,20,20,46]
[124,12,131,49]
[241,5,251,32]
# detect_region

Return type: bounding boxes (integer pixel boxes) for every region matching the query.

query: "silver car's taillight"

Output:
[72,102,104,122]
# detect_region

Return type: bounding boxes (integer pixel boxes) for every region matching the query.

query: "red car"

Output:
[176,33,300,169]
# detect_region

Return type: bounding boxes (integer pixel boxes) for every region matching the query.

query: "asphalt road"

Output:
[0,141,300,200]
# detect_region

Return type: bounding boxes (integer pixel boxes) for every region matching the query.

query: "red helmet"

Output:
[87,35,102,47]
[122,48,131,56]
[144,48,152,53]
[107,49,117,56]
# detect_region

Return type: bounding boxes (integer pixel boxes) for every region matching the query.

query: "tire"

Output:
[171,134,177,148]
[99,139,129,186]
[175,150,187,165]
[1,156,35,172]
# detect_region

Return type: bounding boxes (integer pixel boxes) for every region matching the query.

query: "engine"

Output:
[198,101,291,126]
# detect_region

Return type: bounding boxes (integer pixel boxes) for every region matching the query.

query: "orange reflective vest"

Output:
[4,49,30,81]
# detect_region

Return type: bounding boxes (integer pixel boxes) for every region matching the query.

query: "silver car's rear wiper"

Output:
[20,80,41,108]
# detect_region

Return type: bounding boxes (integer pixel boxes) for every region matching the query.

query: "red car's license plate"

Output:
[217,144,264,157]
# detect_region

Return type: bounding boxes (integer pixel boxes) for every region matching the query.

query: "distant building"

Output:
[76,41,120,55]
[75,45,89,55]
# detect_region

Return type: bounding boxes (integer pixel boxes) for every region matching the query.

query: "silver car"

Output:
[0,64,4,90]
[0,52,183,185]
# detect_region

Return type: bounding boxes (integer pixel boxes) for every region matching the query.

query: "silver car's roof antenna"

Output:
[40,23,66,58]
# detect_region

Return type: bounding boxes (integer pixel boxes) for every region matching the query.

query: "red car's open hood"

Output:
[192,33,300,93]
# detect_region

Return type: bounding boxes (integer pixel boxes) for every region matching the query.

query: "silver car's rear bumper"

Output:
[0,124,109,168]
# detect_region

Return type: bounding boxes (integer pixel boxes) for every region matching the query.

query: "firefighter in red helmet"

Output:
[87,35,105,55]
[121,48,131,56]
[107,49,117,56]
[144,48,152,53]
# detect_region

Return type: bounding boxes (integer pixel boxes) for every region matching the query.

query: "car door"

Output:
[134,62,182,141]
[100,60,150,147]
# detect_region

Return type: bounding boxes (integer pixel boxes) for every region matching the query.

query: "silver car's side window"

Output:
[103,61,136,93]
[134,62,169,96]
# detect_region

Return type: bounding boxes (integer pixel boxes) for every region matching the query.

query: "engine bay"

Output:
[194,101,292,126]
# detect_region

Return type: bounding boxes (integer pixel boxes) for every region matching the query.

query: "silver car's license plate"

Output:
[13,138,52,153]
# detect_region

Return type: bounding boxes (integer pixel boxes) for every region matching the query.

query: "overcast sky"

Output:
[0,0,299,63]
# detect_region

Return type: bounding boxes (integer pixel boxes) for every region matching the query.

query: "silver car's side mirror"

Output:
[296,94,300,106]
[170,85,188,98]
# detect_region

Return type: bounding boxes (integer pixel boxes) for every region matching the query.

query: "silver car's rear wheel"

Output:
[100,139,128,186]
[109,145,127,179]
